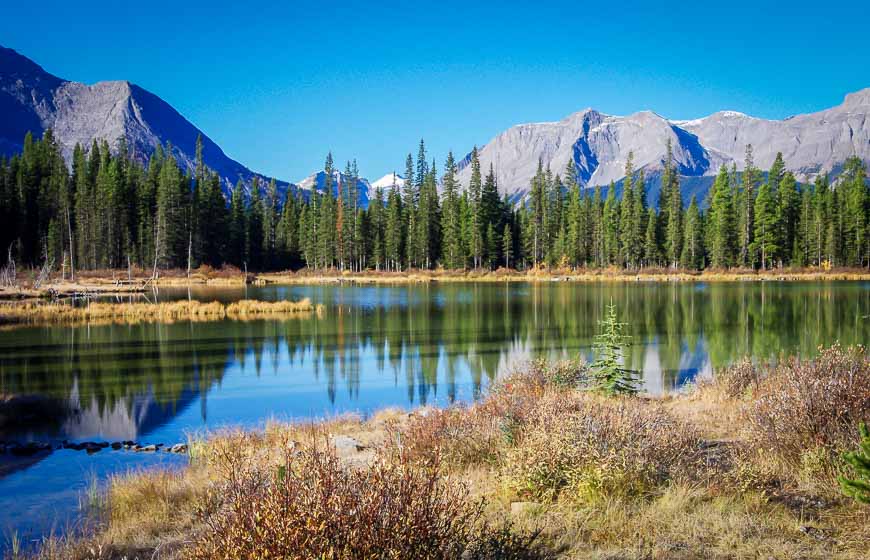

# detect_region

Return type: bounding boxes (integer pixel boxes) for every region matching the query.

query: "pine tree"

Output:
[565,160,583,267]
[777,170,800,266]
[841,156,868,267]
[602,182,619,265]
[738,145,758,267]
[643,207,660,267]
[485,222,498,269]
[681,196,704,269]
[440,152,462,269]
[404,152,419,268]
[589,299,641,396]
[529,160,546,267]
[481,163,502,237]
[707,166,734,268]
[246,177,264,270]
[365,187,381,270]
[502,223,513,269]
[229,180,246,267]
[468,147,483,268]
[752,178,778,270]
[385,175,403,271]
[839,423,870,504]
[662,140,683,268]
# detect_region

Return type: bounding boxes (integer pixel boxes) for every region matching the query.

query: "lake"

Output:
[0,280,868,548]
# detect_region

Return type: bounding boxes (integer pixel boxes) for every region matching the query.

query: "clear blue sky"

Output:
[2,0,868,182]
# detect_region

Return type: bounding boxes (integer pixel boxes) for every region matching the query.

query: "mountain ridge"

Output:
[2,45,867,207]
[0,45,291,197]
[456,88,870,200]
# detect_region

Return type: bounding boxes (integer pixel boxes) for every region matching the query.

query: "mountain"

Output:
[0,45,290,196]
[371,172,405,191]
[296,170,373,207]
[457,90,870,202]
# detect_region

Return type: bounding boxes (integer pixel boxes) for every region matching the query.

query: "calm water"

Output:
[0,281,868,547]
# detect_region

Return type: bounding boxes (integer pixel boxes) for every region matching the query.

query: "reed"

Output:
[0,298,319,327]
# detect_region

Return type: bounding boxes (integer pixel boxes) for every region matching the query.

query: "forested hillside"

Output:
[1,132,867,274]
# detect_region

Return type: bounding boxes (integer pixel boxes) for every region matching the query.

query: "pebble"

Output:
[0,439,189,456]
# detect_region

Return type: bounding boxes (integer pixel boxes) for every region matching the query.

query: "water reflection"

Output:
[0,281,867,545]
[0,281,867,445]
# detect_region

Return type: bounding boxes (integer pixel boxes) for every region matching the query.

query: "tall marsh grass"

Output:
[0,298,321,327]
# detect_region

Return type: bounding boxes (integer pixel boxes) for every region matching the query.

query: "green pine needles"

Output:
[589,300,641,396]
[839,423,870,504]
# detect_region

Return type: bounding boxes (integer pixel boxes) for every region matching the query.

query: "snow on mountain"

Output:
[370,173,405,190]
[296,170,372,208]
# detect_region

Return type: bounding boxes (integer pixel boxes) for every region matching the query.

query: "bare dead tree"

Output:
[1,244,16,288]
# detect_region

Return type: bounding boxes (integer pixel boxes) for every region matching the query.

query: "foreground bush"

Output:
[188,436,543,560]
[742,345,870,485]
[399,360,588,468]
[500,393,703,502]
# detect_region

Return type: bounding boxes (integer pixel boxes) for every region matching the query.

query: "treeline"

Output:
[0,131,867,274]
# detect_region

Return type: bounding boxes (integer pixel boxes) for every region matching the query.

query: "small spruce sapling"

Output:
[839,423,870,504]
[589,299,641,396]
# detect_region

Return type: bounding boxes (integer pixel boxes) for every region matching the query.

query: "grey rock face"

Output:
[0,45,289,197]
[457,89,870,200]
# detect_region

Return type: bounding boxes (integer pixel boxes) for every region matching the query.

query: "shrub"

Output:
[710,358,761,399]
[743,345,870,484]
[188,438,542,559]
[399,360,587,469]
[500,393,703,502]
[398,405,506,468]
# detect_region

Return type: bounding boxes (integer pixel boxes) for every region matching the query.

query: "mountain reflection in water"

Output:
[0,281,867,546]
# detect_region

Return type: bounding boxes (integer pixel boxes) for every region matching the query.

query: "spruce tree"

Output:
[229,180,246,267]
[707,166,734,268]
[468,147,483,268]
[839,423,870,504]
[440,151,462,269]
[752,178,778,270]
[502,223,513,269]
[589,299,641,396]
[385,176,403,271]
[776,169,800,266]
[681,196,704,269]
[662,140,683,268]
[738,145,758,267]
[643,207,660,267]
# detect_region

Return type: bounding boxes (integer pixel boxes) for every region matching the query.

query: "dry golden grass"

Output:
[0,298,320,328]
[257,266,870,285]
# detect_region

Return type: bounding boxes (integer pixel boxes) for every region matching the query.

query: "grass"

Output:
[29,348,870,559]
[0,298,322,328]
[258,265,870,285]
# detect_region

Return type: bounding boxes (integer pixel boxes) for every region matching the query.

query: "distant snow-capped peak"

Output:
[371,173,405,190]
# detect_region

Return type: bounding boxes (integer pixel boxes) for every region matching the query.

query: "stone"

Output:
[330,435,366,454]
[10,441,52,457]
[799,525,831,542]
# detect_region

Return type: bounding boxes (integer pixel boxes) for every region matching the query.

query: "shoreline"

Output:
[27,350,870,559]
[1,267,868,300]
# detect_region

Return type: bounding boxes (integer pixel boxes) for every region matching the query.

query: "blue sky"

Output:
[2,0,868,182]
